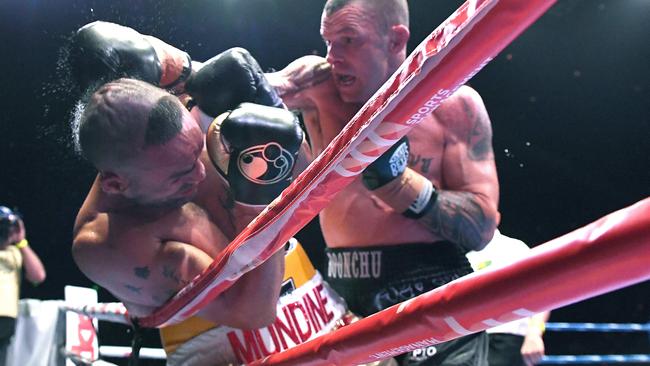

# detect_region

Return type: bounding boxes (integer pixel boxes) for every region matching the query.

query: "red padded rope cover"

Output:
[251,198,650,365]
[139,0,556,328]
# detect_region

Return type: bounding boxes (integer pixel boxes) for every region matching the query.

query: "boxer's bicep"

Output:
[72,235,148,307]
[425,87,499,249]
[114,240,219,318]
[441,87,499,207]
[153,240,213,294]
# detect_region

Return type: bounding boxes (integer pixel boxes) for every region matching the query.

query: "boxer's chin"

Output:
[337,87,364,104]
[335,82,374,105]
[141,193,193,210]
[341,92,373,105]
[161,197,192,209]
[334,75,359,101]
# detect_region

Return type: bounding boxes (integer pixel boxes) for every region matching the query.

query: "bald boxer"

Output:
[266,0,500,364]
[0,207,46,366]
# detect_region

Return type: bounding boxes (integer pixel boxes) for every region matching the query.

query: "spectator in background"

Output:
[0,206,46,366]
[466,230,550,366]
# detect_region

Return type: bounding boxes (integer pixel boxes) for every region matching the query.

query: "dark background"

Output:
[1,0,648,364]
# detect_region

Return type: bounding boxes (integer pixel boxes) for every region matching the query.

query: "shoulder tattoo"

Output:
[462,98,493,161]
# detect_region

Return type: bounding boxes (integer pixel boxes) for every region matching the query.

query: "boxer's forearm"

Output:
[418,190,498,251]
[364,142,498,250]
[218,248,285,328]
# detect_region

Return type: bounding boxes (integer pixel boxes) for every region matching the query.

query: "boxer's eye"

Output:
[171,162,196,182]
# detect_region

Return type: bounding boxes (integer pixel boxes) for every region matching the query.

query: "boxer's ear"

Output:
[389,24,409,53]
[99,171,128,194]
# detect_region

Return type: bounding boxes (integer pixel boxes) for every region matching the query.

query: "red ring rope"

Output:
[252,197,650,365]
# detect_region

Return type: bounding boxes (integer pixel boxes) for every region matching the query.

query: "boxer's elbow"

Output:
[208,280,281,329]
[451,191,498,251]
[220,251,284,328]
[219,300,278,330]
[476,218,498,251]
[474,200,499,251]
[230,280,282,328]
[242,304,278,329]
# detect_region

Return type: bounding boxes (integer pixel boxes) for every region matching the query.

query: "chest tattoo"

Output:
[124,284,142,294]
[134,266,150,279]
[409,154,433,173]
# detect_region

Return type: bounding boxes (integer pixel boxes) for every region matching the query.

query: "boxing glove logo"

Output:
[237,142,295,185]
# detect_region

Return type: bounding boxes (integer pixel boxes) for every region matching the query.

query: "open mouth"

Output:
[336,73,356,87]
[178,184,197,197]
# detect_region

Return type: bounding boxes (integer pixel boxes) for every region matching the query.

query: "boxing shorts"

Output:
[161,239,351,366]
[325,242,488,366]
[486,333,526,366]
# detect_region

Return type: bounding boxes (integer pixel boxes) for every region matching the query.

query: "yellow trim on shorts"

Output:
[283,239,316,287]
[160,316,218,354]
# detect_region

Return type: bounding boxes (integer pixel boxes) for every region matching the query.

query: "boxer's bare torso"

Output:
[73,141,274,326]
[269,56,498,248]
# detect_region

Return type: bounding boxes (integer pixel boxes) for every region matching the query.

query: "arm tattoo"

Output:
[162,265,189,286]
[419,191,495,251]
[134,266,150,279]
[409,154,433,174]
[124,284,142,294]
[286,62,331,95]
[151,289,177,304]
[462,99,493,161]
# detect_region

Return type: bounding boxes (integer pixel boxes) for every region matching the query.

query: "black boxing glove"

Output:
[206,103,303,205]
[69,21,192,92]
[185,48,283,118]
[362,136,437,218]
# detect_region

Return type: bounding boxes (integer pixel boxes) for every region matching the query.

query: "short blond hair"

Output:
[323,0,409,32]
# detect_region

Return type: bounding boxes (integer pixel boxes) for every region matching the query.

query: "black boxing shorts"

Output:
[487,333,526,366]
[324,242,488,366]
[324,242,471,316]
